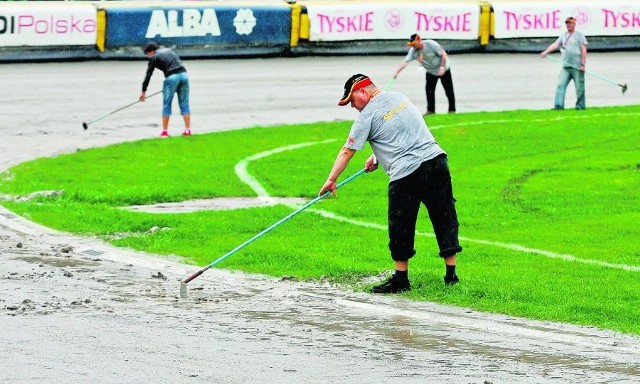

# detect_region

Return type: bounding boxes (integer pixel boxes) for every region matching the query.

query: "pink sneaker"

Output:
[182,129,191,136]
[160,130,169,137]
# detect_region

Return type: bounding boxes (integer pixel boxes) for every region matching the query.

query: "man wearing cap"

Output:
[318,74,462,293]
[540,17,588,110]
[392,34,456,115]
[140,42,192,137]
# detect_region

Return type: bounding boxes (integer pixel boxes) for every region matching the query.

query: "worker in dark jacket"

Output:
[140,42,191,137]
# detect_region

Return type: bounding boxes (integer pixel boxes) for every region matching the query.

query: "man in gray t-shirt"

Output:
[318,74,462,293]
[540,17,588,110]
[392,34,456,115]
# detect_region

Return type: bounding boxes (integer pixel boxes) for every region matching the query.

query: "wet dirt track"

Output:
[1,54,640,383]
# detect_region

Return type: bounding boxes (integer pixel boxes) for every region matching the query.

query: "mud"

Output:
[1,54,640,383]
[125,197,310,213]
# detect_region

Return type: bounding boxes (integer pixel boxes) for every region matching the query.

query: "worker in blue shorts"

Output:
[140,42,191,137]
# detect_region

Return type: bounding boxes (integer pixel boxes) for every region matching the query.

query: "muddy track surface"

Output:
[1,55,639,383]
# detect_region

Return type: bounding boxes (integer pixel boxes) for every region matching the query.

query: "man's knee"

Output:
[388,241,416,262]
[439,245,462,258]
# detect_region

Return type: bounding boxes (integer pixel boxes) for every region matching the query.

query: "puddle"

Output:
[15,256,100,268]
[124,197,310,213]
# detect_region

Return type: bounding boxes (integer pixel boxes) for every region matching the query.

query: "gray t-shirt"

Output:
[555,31,587,68]
[344,92,445,181]
[404,39,451,75]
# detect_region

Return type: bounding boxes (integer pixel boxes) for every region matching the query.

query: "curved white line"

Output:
[429,112,640,130]
[235,135,640,273]
[234,139,337,203]
[301,208,640,272]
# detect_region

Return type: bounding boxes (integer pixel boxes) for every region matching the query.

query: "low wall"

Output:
[100,3,291,59]
[0,0,638,62]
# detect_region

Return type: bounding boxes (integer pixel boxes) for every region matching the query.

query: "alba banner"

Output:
[104,6,291,47]
[307,3,480,42]
[493,0,640,38]
[0,4,97,47]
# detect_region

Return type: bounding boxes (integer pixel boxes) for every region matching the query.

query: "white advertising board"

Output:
[0,4,97,47]
[493,0,640,38]
[307,3,480,42]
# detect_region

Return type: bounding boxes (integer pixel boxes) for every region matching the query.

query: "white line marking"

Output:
[235,139,336,202]
[429,111,640,130]
[299,208,640,272]
[235,130,640,272]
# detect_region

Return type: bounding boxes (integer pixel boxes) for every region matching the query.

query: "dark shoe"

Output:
[444,274,459,286]
[371,274,411,294]
[424,111,436,116]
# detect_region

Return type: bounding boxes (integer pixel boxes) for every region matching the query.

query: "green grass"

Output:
[1,106,639,335]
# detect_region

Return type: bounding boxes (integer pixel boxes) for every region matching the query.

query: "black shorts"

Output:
[387,155,462,261]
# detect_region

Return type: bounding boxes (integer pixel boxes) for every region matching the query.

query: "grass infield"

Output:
[1,106,639,335]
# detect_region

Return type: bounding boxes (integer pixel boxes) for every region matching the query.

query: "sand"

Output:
[1,54,639,383]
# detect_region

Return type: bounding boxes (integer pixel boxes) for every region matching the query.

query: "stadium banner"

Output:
[492,0,640,38]
[103,5,291,48]
[305,2,480,42]
[0,3,97,47]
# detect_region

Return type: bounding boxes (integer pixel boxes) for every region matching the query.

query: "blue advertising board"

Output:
[105,5,291,48]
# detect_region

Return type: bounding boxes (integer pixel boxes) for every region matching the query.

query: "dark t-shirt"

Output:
[142,48,186,91]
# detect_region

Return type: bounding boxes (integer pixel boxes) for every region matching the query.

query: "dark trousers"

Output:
[426,69,456,113]
[387,155,462,261]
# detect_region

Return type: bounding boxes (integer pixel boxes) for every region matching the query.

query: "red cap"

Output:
[338,74,373,106]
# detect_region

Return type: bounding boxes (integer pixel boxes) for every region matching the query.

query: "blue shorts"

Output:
[162,72,190,116]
